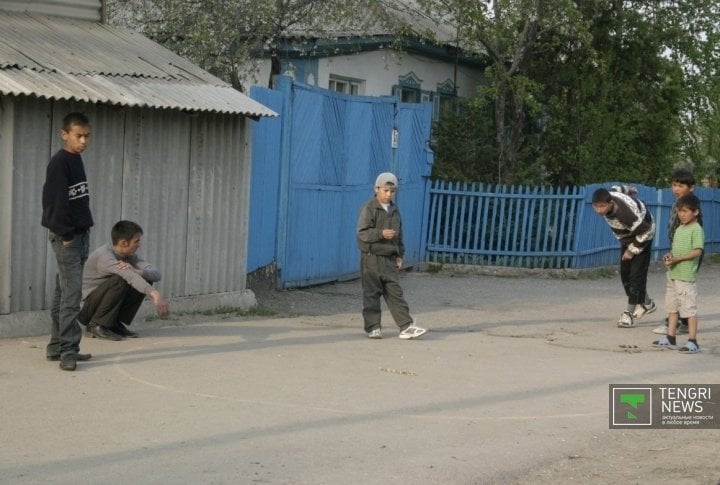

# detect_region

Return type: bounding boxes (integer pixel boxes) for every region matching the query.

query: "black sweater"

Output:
[41,149,94,240]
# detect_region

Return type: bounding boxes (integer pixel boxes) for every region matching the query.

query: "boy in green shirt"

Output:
[652,194,704,353]
[652,168,701,334]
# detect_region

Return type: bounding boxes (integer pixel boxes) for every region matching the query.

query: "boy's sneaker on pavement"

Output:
[367,329,382,339]
[399,322,427,340]
[617,311,634,328]
[651,323,689,335]
[633,300,657,319]
[679,341,701,354]
[652,336,678,349]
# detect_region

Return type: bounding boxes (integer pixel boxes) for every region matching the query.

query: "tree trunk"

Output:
[507,91,526,183]
[495,80,508,183]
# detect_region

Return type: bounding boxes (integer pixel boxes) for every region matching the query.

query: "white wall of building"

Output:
[317,50,483,99]
[248,49,484,100]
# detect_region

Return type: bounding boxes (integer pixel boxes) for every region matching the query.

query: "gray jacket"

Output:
[82,243,162,299]
[356,198,404,257]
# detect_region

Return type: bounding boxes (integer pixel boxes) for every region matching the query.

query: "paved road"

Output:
[1,263,718,484]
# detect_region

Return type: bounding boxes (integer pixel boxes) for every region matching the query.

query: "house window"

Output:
[438,95,457,116]
[329,75,364,95]
[434,79,458,119]
[400,87,419,103]
[395,71,423,103]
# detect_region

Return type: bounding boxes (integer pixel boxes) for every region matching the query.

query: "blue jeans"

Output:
[46,231,90,357]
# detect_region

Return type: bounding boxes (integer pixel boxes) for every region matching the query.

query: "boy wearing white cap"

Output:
[356,172,427,339]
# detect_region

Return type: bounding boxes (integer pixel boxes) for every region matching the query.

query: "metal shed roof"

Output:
[0,11,277,117]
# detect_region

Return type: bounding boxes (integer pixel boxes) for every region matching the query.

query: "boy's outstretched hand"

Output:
[150,290,171,318]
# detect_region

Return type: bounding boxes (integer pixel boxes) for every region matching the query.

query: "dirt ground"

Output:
[252,262,720,485]
[1,261,718,484]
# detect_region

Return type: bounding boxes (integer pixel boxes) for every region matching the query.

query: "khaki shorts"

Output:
[665,278,697,318]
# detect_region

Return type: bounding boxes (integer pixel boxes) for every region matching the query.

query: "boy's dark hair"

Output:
[62,112,90,132]
[111,220,143,245]
[592,188,612,204]
[670,168,695,186]
[676,194,701,212]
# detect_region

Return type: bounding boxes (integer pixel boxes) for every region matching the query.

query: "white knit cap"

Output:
[375,172,398,188]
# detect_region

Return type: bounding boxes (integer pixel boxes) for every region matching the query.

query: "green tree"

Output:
[413,0,583,184]
[431,100,497,181]
[419,0,718,186]
[533,1,684,185]
[661,1,720,183]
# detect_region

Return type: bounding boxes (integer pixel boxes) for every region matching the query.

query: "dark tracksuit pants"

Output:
[619,244,652,306]
[78,275,146,329]
[361,253,413,333]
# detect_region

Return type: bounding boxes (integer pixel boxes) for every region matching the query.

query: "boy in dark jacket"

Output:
[41,112,94,371]
[357,173,426,339]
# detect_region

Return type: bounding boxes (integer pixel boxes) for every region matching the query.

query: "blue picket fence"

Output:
[424,180,720,269]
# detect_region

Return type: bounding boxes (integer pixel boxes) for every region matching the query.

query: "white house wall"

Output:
[316,50,482,99]
[252,49,483,99]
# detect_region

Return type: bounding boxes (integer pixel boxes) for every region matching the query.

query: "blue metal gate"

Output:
[249,76,433,288]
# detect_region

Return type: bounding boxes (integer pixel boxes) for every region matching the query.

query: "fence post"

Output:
[571,185,590,268]
[419,178,433,263]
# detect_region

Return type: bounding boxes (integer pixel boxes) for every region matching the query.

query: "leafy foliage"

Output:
[108,0,720,186]
[427,0,719,186]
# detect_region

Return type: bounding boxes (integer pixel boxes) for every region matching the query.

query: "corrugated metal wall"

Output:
[0,0,101,21]
[248,77,433,288]
[185,113,250,295]
[4,96,252,313]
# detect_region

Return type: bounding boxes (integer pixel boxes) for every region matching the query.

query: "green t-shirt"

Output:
[668,222,704,282]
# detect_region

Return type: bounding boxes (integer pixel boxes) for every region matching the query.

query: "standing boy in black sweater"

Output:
[41,113,94,371]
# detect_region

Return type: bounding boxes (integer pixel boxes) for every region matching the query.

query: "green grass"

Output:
[145,305,276,321]
[425,263,443,273]
[581,267,617,280]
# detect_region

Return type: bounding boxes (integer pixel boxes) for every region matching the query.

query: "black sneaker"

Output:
[87,323,124,341]
[48,353,92,362]
[59,354,77,371]
[113,323,139,338]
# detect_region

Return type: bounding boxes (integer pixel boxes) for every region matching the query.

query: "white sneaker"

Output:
[399,322,427,340]
[652,323,689,335]
[617,311,634,328]
[367,329,383,339]
[633,300,657,319]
